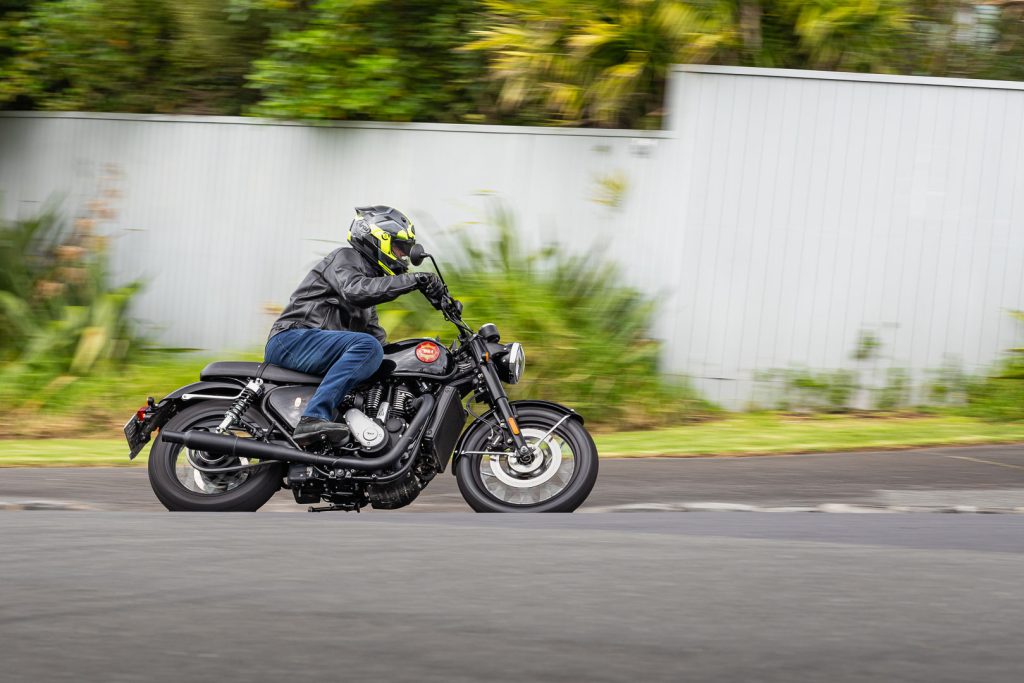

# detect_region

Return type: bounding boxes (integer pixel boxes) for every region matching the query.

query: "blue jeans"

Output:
[265,329,384,421]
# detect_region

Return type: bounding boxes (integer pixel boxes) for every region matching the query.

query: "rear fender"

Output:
[450,399,583,473]
[127,380,246,460]
[162,379,246,403]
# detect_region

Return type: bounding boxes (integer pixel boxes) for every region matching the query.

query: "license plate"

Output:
[124,417,147,459]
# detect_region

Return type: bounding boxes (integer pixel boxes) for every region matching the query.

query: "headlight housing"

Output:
[496,342,525,385]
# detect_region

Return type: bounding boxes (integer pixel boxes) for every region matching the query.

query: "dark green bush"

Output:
[377,204,715,429]
[752,368,859,413]
[960,323,1024,421]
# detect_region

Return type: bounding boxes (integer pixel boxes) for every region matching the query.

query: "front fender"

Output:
[450,399,583,473]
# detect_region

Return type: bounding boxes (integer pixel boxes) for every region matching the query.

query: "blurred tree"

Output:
[764,0,912,71]
[3,0,1024,126]
[897,1,1024,81]
[0,0,276,114]
[466,0,914,127]
[245,0,495,122]
[465,0,737,128]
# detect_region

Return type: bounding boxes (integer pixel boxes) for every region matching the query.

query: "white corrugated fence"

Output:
[1,66,1022,409]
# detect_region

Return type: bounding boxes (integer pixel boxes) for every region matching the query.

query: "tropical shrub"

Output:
[377,203,715,429]
[0,200,143,405]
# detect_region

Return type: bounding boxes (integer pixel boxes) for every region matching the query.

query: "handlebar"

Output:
[429,289,470,337]
[413,246,472,337]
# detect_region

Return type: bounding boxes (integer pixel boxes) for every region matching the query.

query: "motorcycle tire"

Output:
[455,405,599,513]
[148,400,284,512]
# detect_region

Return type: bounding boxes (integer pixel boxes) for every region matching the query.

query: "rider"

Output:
[265,206,444,444]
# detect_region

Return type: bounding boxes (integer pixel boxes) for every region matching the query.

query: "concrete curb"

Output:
[579,502,1024,514]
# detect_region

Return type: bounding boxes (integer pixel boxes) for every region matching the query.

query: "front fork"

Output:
[472,339,532,457]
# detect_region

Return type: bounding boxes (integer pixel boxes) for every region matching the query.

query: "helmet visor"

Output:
[391,238,415,260]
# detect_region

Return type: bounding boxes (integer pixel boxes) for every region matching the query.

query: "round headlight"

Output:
[506,342,525,384]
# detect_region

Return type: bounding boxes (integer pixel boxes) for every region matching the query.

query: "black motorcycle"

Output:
[124,245,598,512]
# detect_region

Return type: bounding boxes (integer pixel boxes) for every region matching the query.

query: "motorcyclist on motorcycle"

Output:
[264,206,444,444]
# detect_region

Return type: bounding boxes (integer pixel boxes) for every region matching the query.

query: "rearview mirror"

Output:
[409,243,427,267]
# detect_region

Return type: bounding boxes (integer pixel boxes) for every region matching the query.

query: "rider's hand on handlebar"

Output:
[414,272,445,299]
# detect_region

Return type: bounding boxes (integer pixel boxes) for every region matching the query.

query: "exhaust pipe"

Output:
[162,394,435,472]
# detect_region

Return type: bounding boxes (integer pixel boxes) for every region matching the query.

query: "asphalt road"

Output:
[3,444,1024,511]
[2,512,1024,682]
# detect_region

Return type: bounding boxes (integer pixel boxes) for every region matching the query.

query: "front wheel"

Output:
[455,406,598,512]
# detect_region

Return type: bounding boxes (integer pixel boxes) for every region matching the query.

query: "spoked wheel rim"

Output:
[478,426,577,505]
[171,420,262,496]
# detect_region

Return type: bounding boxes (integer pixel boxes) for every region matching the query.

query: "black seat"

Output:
[199,361,324,385]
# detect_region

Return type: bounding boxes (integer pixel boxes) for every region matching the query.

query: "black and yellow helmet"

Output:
[347,205,417,275]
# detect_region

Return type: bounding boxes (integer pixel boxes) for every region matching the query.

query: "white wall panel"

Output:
[666,67,1024,407]
[2,66,1023,409]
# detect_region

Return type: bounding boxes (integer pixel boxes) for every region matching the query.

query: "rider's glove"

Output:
[414,272,445,299]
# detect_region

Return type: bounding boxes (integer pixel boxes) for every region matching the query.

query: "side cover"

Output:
[422,386,467,472]
[265,385,319,430]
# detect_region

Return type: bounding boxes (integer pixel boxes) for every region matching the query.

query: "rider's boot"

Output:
[293,416,350,445]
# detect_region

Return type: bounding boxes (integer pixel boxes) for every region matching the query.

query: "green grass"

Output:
[0,351,262,439]
[0,439,154,467]
[2,414,1024,467]
[596,413,1024,457]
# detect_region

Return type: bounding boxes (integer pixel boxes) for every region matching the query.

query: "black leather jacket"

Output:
[268,247,418,344]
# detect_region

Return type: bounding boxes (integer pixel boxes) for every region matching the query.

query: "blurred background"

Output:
[1,0,1024,461]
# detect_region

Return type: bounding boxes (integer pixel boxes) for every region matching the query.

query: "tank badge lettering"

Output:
[415,342,441,363]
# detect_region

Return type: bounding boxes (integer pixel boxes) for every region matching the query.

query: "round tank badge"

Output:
[415,341,441,363]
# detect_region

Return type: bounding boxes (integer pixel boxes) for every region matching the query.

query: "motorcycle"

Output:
[124,244,599,512]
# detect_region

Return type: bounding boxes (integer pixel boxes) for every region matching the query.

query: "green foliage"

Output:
[465,0,736,128]
[5,1,1024,127]
[246,0,494,122]
[465,0,917,127]
[851,329,881,362]
[0,351,251,438]
[957,311,1024,422]
[767,0,911,72]
[924,356,969,406]
[962,366,1024,422]
[753,367,858,412]
[377,202,715,428]
[0,200,144,405]
[875,367,910,411]
[0,0,272,113]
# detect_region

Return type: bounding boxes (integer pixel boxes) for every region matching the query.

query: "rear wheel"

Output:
[455,406,598,513]
[148,400,284,512]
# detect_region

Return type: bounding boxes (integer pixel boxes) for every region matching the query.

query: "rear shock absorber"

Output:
[215,378,264,433]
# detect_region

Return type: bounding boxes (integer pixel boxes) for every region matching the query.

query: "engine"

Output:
[279,380,437,511]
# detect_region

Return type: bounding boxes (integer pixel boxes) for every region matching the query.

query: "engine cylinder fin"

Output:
[392,385,413,418]
[364,384,383,415]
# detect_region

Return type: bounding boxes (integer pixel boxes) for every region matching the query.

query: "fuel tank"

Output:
[380,338,454,379]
